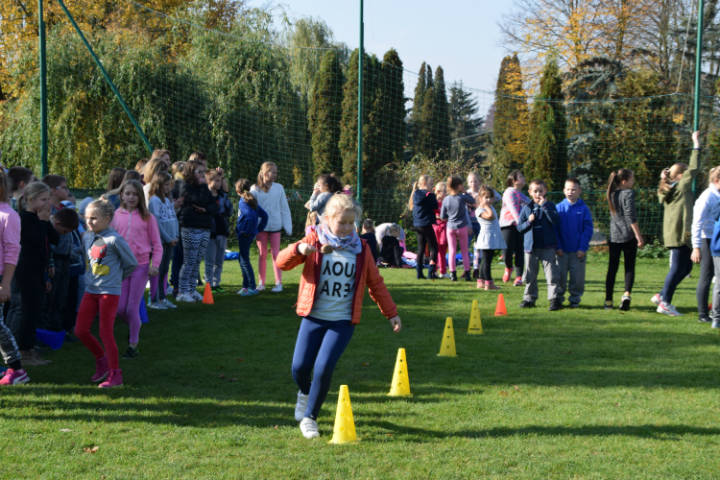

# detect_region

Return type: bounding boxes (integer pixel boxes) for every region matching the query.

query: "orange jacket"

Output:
[276,230,398,324]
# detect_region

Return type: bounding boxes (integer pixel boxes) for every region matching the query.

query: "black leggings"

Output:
[480,250,496,281]
[501,226,524,277]
[605,239,638,301]
[414,225,438,268]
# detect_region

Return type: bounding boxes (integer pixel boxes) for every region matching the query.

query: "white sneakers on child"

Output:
[271,283,283,293]
[294,391,308,422]
[175,293,196,303]
[299,417,319,439]
[651,293,681,316]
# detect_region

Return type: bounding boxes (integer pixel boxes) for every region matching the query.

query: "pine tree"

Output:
[491,54,529,187]
[408,62,427,156]
[449,81,484,162]
[416,65,435,157]
[432,66,451,155]
[308,50,344,178]
[339,49,379,186]
[527,57,567,190]
[368,49,405,183]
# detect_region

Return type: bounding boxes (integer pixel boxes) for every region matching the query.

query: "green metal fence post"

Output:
[39,0,48,177]
[693,0,705,195]
[356,0,364,204]
[56,0,153,154]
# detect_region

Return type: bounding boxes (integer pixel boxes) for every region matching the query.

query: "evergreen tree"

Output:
[527,57,567,190]
[408,62,427,155]
[432,66,451,155]
[416,65,435,157]
[491,54,529,187]
[368,49,405,182]
[339,49,379,186]
[449,81,484,162]
[308,50,344,178]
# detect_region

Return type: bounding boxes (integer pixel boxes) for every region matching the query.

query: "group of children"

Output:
[0,153,300,388]
[409,171,593,311]
[405,131,720,321]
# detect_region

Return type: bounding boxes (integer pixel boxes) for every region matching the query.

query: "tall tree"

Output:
[449,81,485,163]
[416,65,435,157]
[491,54,529,187]
[408,62,428,155]
[431,66,451,155]
[370,49,406,177]
[287,17,335,106]
[526,57,567,190]
[308,49,344,177]
[338,49,379,185]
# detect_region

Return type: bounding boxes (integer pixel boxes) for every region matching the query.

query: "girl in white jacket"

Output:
[691,166,720,322]
[250,162,292,292]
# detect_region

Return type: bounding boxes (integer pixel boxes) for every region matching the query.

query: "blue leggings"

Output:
[291,317,355,420]
[660,246,692,304]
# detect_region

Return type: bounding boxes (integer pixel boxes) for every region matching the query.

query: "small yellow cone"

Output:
[328,385,357,444]
[437,317,457,357]
[388,348,412,397]
[468,299,484,335]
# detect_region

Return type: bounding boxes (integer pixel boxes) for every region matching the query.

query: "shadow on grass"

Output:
[362,420,720,442]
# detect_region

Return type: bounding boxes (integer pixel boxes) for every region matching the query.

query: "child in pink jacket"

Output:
[111,180,162,359]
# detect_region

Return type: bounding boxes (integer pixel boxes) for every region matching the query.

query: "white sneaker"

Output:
[191,290,203,301]
[294,391,308,422]
[161,298,177,309]
[166,285,174,296]
[650,293,661,306]
[657,301,681,316]
[271,283,283,293]
[147,301,167,310]
[175,293,196,303]
[256,284,265,291]
[237,288,248,295]
[299,417,319,439]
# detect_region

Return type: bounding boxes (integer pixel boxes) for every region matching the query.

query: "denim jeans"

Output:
[237,234,256,290]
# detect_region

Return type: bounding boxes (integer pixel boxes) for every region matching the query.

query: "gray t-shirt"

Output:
[83,228,138,296]
[609,189,637,243]
[440,194,472,230]
[309,249,357,321]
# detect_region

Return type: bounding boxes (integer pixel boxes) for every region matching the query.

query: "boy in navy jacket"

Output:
[555,178,593,307]
[517,179,562,311]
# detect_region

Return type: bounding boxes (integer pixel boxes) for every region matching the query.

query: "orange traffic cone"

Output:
[202,282,214,305]
[494,293,507,316]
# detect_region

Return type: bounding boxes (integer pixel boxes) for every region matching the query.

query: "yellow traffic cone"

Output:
[328,385,357,444]
[468,299,484,335]
[388,348,412,397]
[437,317,457,357]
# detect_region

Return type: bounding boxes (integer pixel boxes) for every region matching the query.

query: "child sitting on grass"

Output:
[277,193,401,439]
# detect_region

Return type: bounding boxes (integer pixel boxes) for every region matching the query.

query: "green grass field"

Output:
[2,252,719,479]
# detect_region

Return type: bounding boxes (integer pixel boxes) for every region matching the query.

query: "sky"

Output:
[248,0,512,103]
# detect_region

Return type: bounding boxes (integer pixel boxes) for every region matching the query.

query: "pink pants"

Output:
[256,231,282,286]
[436,244,448,274]
[117,263,149,345]
[447,226,470,273]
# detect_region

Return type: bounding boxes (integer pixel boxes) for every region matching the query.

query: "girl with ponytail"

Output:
[605,168,644,311]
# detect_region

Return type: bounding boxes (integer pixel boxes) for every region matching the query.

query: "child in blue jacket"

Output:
[235,178,268,297]
[555,178,594,308]
[517,179,561,311]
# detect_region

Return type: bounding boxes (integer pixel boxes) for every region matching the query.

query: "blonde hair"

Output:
[142,155,170,184]
[87,199,115,222]
[408,174,433,211]
[256,161,277,192]
[323,193,362,221]
[709,166,720,183]
[434,181,447,194]
[20,181,50,211]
